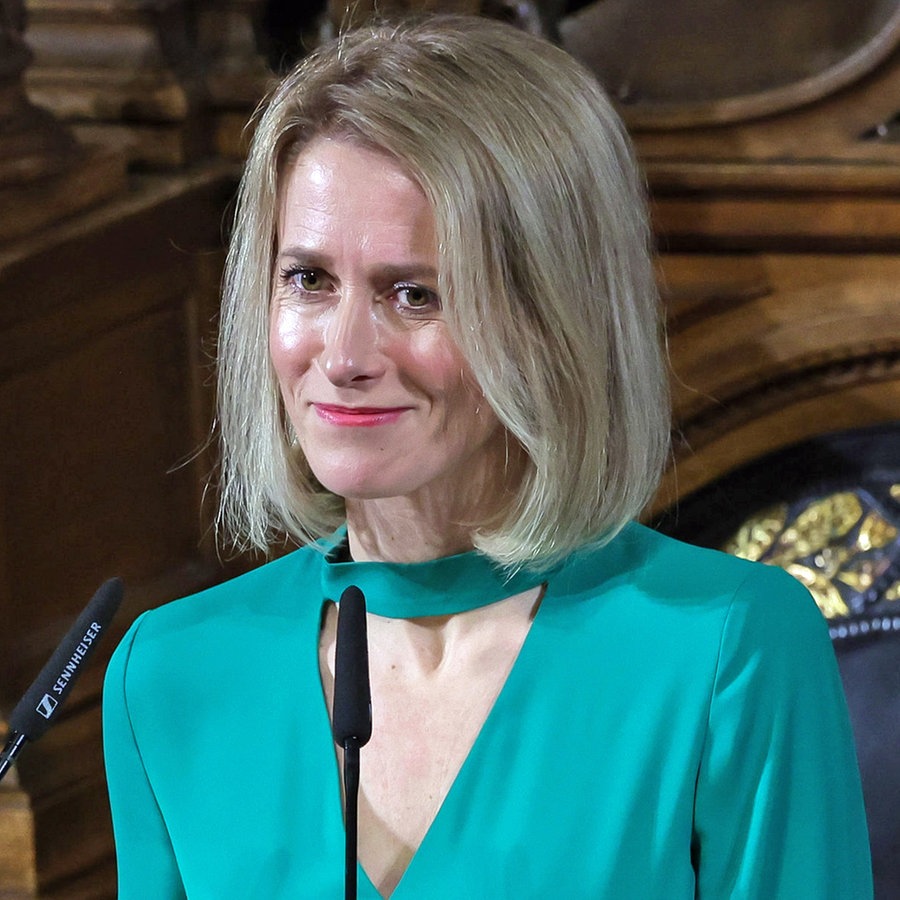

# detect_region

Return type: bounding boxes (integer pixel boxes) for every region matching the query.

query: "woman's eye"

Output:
[296,269,324,291]
[281,266,327,293]
[395,284,440,311]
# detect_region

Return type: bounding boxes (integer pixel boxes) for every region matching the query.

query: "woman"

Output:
[103,15,872,899]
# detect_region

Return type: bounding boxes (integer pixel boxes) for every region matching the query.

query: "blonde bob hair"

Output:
[218,14,670,569]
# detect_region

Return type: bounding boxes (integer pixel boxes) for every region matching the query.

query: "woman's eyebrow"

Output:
[276,246,331,267]
[372,263,439,283]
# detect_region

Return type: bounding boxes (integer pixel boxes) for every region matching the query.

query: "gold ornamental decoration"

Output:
[724,488,900,623]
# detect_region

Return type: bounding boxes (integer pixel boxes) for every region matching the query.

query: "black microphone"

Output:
[332,584,372,748]
[332,584,372,900]
[0,577,124,783]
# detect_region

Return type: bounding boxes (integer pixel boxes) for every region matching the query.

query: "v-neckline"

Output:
[402,594,549,895]
[352,588,547,899]
[316,532,556,897]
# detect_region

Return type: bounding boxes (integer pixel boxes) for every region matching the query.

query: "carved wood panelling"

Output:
[652,253,900,514]
[561,0,900,129]
[23,0,206,167]
[0,165,238,897]
[0,0,125,242]
[23,0,271,166]
[629,16,900,515]
[614,11,900,252]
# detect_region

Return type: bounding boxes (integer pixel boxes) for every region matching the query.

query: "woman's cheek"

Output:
[270,304,316,376]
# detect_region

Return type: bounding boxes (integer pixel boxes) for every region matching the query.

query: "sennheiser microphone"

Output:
[332,584,372,900]
[0,577,124,783]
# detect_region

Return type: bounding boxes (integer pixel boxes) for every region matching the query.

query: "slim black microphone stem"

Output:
[0,733,27,783]
[343,739,361,900]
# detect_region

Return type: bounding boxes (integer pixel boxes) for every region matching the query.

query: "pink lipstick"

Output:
[313,404,410,427]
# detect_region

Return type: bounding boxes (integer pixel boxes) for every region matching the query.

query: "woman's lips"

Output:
[312,403,411,427]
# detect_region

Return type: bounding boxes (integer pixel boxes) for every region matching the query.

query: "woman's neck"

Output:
[345,497,477,562]
[343,438,526,563]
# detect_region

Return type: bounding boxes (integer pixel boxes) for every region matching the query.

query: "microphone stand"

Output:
[343,738,362,900]
[0,733,27,784]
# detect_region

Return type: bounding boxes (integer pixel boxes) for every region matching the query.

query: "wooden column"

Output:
[23,0,207,168]
[0,0,124,242]
[196,0,272,159]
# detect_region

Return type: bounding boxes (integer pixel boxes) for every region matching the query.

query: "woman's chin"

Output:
[313,467,413,503]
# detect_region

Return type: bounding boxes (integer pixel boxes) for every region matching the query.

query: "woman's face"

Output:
[270,136,508,511]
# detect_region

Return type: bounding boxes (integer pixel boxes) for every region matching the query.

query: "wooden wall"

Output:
[1,167,241,898]
[1,2,265,895]
[636,36,900,516]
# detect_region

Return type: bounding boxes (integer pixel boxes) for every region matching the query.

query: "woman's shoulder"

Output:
[556,522,824,636]
[152,544,323,624]
[545,524,833,704]
[108,541,328,672]
[563,520,786,586]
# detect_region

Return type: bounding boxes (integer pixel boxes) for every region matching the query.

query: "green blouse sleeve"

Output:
[103,615,188,900]
[693,563,872,898]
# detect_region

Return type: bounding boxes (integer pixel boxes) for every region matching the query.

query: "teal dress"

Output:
[103,523,872,898]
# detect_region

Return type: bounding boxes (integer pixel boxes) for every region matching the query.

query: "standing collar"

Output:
[319,529,553,618]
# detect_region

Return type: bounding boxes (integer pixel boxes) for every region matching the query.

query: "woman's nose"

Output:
[319,292,384,385]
